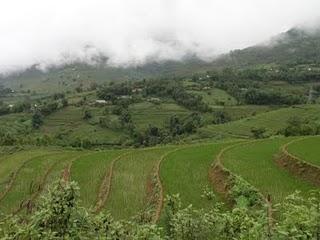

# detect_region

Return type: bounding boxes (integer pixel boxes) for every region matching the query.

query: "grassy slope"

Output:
[189,88,237,106]
[160,142,234,210]
[130,102,190,130]
[70,150,124,209]
[0,152,75,213]
[0,113,32,135]
[287,136,320,166]
[222,105,278,121]
[105,147,175,220]
[40,106,125,144]
[202,105,320,138]
[222,138,315,203]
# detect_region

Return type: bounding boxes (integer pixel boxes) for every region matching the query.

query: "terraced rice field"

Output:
[0,113,32,135]
[222,138,316,203]
[70,150,124,209]
[287,136,320,167]
[160,142,235,210]
[1,137,319,219]
[130,102,190,130]
[40,106,125,144]
[105,146,175,220]
[0,149,46,195]
[0,151,76,213]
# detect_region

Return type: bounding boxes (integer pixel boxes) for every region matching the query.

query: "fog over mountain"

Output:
[1,0,320,74]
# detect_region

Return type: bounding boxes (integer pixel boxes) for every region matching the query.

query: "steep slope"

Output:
[215,27,320,67]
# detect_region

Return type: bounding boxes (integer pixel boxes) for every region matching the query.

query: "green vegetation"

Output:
[0,149,47,194]
[280,116,320,137]
[70,150,124,209]
[1,25,320,239]
[106,147,174,220]
[202,105,320,138]
[188,88,237,106]
[0,151,75,213]
[287,136,320,166]
[160,142,232,210]
[130,102,190,130]
[39,106,127,146]
[1,180,320,239]
[222,138,315,202]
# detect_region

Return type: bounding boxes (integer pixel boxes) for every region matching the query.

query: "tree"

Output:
[212,110,231,124]
[182,112,202,133]
[251,127,266,139]
[61,98,68,107]
[83,110,92,120]
[40,102,59,116]
[119,109,132,126]
[168,115,183,136]
[32,111,43,129]
[281,116,320,137]
[99,116,111,128]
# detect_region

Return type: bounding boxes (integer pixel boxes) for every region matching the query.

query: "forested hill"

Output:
[0,56,213,82]
[1,26,320,92]
[215,27,320,67]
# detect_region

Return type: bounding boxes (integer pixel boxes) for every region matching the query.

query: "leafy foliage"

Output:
[229,175,264,208]
[0,181,319,239]
[251,127,267,139]
[280,116,320,137]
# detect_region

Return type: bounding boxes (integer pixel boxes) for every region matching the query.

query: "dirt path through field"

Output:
[61,154,90,182]
[152,147,182,224]
[94,152,130,213]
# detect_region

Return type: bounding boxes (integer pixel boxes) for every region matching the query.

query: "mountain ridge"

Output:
[1,25,320,91]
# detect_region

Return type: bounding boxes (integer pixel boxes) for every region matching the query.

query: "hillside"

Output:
[0,58,213,93]
[215,27,320,67]
[1,26,320,93]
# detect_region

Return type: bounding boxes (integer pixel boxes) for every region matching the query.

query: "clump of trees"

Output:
[0,90,69,118]
[244,88,306,105]
[132,113,202,147]
[280,116,320,137]
[0,101,10,116]
[97,79,211,112]
[212,110,231,124]
[251,127,267,139]
[0,99,32,116]
[201,66,311,105]
[0,180,319,239]
[0,84,12,97]
[143,79,211,112]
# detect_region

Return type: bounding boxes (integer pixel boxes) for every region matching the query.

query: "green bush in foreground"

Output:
[0,181,319,239]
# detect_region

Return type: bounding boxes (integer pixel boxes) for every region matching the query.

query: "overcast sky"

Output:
[0,0,320,73]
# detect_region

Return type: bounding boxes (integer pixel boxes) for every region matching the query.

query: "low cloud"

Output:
[0,0,320,73]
